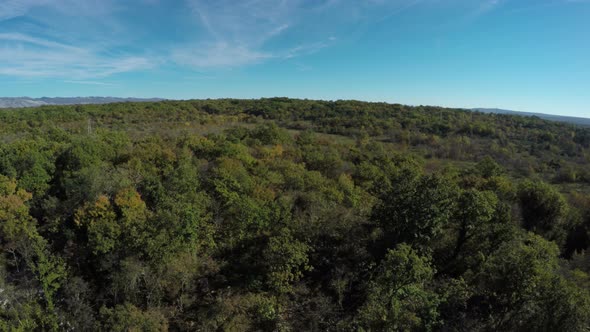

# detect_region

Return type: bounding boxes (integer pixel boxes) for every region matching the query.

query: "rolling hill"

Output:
[473,108,590,126]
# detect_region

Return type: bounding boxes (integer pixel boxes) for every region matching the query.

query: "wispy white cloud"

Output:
[0,0,48,21]
[186,0,299,45]
[476,0,502,15]
[177,0,306,68]
[0,1,156,78]
[0,33,154,78]
[0,0,431,77]
[439,0,504,29]
[283,41,332,59]
[175,0,416,68]
[171,38,334,69]
[62,80,116,86]
[172,42,271,68]
[0,0,118,21]
[0,32,82,51]
[506,0,589,14]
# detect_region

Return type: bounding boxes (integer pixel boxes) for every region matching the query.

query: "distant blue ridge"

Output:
[0,97,165,109]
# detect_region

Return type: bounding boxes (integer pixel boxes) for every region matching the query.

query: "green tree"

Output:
[263,228,311,293]
[372,173,459,250]
[0,176,66,330]
[518,180,569,245]
[447,189,498,266]
[357,244,440,331]
[473,156,504,178]
[100,303,168,332]
[75,195,120,255]
[472,233,590,331]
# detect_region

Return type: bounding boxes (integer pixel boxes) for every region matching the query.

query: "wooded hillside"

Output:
[1,98,590,331]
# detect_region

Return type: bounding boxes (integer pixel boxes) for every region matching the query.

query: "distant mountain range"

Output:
[473,108,590,126]
[0,97,164,108]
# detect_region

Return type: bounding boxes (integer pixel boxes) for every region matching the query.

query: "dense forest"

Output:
[1,98,590,331]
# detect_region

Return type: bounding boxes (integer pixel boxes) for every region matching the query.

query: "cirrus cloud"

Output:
[0,0,519,78]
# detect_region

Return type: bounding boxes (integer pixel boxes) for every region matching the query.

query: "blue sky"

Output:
[0,0,588,116]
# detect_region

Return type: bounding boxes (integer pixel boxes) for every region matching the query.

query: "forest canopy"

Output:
[1,98,590,331]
